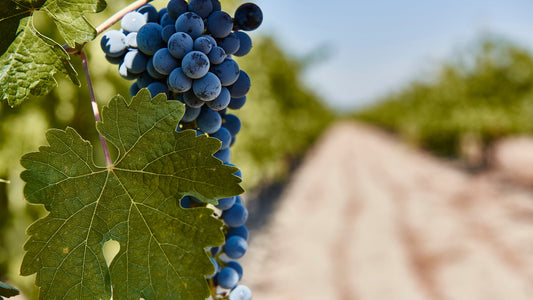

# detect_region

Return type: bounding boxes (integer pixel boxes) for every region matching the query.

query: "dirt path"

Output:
[241,121,533,300]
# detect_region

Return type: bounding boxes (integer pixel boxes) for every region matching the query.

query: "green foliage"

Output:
[20,89,242,299]
[355,37,533,157]
[0,0,106,106]
[233,36,335,186]
[0,281,19,298]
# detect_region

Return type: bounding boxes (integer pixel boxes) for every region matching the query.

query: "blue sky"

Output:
[255,0,533,110]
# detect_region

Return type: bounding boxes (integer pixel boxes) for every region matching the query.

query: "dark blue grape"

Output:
[105,53,124,65]
[119,63,139,80]
[228,70,251,98]
[213,58,240,86]
[101,30,127,57]
[130,82,140,97]
[146,82,168,98]
[167,0,188,20]
[224,236,247,259]
[216,196,236,210]
[211,0,222,11]
[222,203,248,227]
[233,31,252,57]
[219,32,240,55]
[152,48,179,75]
[168,68,192,93]
[217,267,239,289]
[193,36,215,54]
[234,3,263,31]
[211,126,232,150]
[158,7,168,22]
[175,12,204,39]
[208,46,227,65]
[146,57,166,79]
[136,72,158,89]
[167,32,193,59]
[137,4,159,23]
[197,107,222,134]
[214,147,230,163]
[182,51,210,79]
[206,87,231,111]
[121,11,147,32]
[225,261,244,280]
[159,13,175,27]
[161,25,176,43]
[182,105,202,122]
[188,0,213,18]
[183,90,205,108]
[123,49,147,74]
[228,96,246,109]
[137,23,163,55]
[226,224,248,241]
[207,11,233,38]
[223,114,241,136]
[193,72,222,101]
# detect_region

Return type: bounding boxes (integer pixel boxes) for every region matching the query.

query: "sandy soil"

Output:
[241,121,533,300]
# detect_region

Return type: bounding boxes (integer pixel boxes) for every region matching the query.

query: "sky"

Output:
[255,0,533,111]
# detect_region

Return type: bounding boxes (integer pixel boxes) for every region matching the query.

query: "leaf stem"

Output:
[95,0,152,35]
[80,50,113,167]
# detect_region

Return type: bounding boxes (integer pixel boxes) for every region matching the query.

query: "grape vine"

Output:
[0,0,263,299]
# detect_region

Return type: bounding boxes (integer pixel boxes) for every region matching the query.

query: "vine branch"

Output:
[80,50,113,167]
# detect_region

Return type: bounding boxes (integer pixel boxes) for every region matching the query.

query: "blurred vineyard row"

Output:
[355,35,533,160]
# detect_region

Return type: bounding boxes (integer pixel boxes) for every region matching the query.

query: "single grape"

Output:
[207,11,233,38]
[161,25,176,43]
[223,114,241,136]
[211,126,232,150]
[234,3,263,31]
[160,13,175,27]
[211,0,222,11]
[226,224,248,241]
[137,4,159,23]
[228,96,246,110]
[167,0,188,20]
[218,33,241,55]
[158,7,168,22]
[137,23,163,55]
[215,196,236,211]
[121,11,147,33]
[146,82,168,98]
[225,261,243,280]
[224,236,247,259]
[125,32,138,48]
[197,108,222,134]
[223,203,248,227]
[206,87,231,111]
[152,48,179,75]
[229,285,252,300]
[193,72,222,101]
[182,51,210,79]
[182,105,202,122]
[233,31,252,57]
[213,58,240,86]
[168,68,192,93]
[193,36,214,54]
[228,70,251,98]
[214,147,230,163]
[101,30,127,57]
[217,267,239,289]
[124,49,148,74]
[175,12,204,39]
[208,46,227,65]
[188,0,213,18]
[183,90,205,108]
[167,32,194,59]
[105,53,124,65]
[130,82,140,97]
[146,57,166,79]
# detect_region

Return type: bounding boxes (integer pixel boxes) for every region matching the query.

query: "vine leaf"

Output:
[0,281,19,298]
[20,89,243,299]
[0,0,107,106]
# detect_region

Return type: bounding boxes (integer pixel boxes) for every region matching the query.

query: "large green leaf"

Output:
[20,89,243,299]
[0,281,19,298]
[0,0,106,106]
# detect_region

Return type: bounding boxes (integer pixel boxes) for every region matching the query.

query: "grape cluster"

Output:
[100,1,262,299]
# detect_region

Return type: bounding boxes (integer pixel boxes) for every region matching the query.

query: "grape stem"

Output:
[95,0,152,35]
[80,50,113,167]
